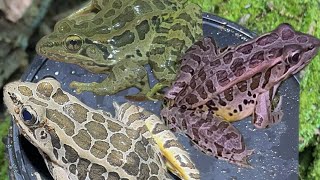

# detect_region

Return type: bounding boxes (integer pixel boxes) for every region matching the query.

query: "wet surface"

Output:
[7,13,298,180]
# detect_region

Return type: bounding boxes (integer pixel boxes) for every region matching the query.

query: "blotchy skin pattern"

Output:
[161,24,320,166]
[36,0,203,99]
[3,78,200,180]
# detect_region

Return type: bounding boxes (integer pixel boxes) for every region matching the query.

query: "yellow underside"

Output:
[214,105,254,122]
[144,121,189,180]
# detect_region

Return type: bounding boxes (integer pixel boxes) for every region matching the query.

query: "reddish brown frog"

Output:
[161,24,320,167]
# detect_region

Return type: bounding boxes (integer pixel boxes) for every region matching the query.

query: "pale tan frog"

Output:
[4,78,200,179]
[36,0,203,100]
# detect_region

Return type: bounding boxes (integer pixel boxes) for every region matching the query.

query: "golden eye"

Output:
[65,35,83,52]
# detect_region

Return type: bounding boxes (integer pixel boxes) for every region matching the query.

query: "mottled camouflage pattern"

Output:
[162,24,320,166]
[36,0,203,99]
[4,78,200,179]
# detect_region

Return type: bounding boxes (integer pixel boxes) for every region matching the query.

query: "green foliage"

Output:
[307,140,320,179]
[0,116,10,180]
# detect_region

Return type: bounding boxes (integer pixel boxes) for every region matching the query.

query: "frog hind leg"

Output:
[162,107,253,167]
[70,60,149,96]
[147,3,203,100]
[115,102,200,180]
[252,89,284,129]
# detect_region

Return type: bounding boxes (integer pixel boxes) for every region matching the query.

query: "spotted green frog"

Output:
[161,24,320,167]
[3,78,200,179]
[35,0,203,100]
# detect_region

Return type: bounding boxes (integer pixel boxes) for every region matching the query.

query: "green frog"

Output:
[161,24,320,167]
[36,0,203,100]
[3,78,200,179]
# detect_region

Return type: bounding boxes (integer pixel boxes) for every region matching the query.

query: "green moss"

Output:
[307,140,320,179]
[0,116,10,180]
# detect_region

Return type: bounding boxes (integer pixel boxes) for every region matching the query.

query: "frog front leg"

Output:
[70,60,149,96]
[161,107,253,167]
[252,90,284,129]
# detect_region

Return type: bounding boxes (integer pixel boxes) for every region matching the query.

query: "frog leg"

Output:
[162,106,253,167]
[252,89,284,129]
[70,60,149,96]
[114,102,200,180]
[67,0,108,19]
[147,3,203,99]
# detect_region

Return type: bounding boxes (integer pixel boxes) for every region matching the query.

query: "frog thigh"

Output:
[252,90,283,129]
[164,107,253,167]
[114,102,200,180]
[70,60,149,96]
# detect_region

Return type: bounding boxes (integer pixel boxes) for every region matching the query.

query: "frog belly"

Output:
[214,104,255,122]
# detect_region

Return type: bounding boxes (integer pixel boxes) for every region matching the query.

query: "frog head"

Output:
[3,78,62,161]
[36,19,118,73]
[259,23,320,87]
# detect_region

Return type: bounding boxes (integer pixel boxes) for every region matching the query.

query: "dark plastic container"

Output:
[6,13,298,180]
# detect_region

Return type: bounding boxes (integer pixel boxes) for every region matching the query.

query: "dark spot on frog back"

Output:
[136,20,150,40]
[110,30,135,48]
[236,80,247,92]
[249,51,264,68]
[76,158,91,179]
[122,152,141,176]
[92,18,104,25]
[196,86,208,99]
[236,44,253,54]
[185,93,199,105]
[216,70,230,87]
[205,79,216,93]
[52,88,69,105]
[89,163,107,179]
[281,28,295,40]
[36,82,53,100]
[74,22,89,29]
[223,87,233,101]
[112,1,122,9]
[64,144,79,163]
[250,72,262,90]
[73,129,92,150]
[18,86,33,97]
[297,36,308,43]
[104,9,115,18]
[230,58,246,77]
[112,7,136,30]
[151,0,166,10]
[223,52,233,64]
[85,121,108,140]
[256,33,279,46]
[267,48,283,59]
[63,103,89,123]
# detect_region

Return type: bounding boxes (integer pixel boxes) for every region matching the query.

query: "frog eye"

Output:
[65,35,83,52]
[288,51,300,65]
[20,106,38,125]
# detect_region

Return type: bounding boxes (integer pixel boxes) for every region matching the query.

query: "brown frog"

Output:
[161,24,320,167]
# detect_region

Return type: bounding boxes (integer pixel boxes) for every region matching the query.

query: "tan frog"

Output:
[36,0,203,100]
[161,24,320,167]
[3,78,200,179]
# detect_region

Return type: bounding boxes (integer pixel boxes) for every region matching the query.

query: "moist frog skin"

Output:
[161,23,320,167]
[36,0,203,100]
[3,78,200,180]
